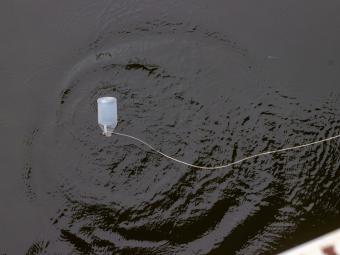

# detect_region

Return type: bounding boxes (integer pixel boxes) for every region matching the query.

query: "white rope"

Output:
[112,131,340,170]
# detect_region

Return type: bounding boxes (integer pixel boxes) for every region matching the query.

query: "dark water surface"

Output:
[1,1,340,254]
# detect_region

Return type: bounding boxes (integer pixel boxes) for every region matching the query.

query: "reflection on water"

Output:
[6,3,339,255]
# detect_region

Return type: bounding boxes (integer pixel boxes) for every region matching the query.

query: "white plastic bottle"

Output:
[97,97,117,136]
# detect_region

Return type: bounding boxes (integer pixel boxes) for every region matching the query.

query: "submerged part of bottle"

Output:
[97,97,117,137]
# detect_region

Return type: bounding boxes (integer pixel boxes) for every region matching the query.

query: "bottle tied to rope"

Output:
[96,96,340,169]
[97,97,117,137]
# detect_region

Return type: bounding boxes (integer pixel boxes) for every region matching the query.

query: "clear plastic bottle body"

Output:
[97,97,117,136]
